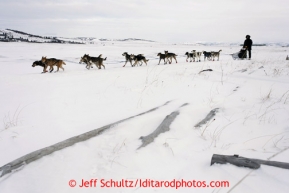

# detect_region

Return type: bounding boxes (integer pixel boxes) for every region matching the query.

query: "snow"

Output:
[0,41,289,193]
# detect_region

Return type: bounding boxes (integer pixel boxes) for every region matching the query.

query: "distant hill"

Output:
[0,29,155,44]
[0,29,85,44]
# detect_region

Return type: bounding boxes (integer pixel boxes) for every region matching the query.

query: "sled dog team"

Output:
[32,50,222,73]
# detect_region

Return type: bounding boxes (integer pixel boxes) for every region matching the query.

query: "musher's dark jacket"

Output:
[244,38,253,50]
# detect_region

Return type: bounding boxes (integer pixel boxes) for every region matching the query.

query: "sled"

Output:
[231,48,247,60]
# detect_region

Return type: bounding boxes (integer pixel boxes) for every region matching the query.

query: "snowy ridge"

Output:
[0,29,155,44]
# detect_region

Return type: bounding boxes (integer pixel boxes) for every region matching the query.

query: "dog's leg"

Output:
[41,67,46,73]
[99,61,104,69]
[43,64,48,73]
[55,66,60,73]
[88,62,93,70]
[136,61,140,67]
[47,64,53,73]
[49,66,54,73]
[123,60,127,67]
[164,56,168,64]
[85,62,90,69]
[174,56,178,63]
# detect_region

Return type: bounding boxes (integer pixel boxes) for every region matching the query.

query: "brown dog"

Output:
[41,57,66,73]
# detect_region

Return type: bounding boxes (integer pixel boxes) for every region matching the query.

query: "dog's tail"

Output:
[103,57,107,61]
[146,59,149,62]
[219,50,222,53]
[63,61,66,65]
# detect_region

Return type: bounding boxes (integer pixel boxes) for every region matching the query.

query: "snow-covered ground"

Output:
[0,41,289,193]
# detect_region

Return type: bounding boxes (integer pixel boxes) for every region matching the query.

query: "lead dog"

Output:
[81,54,106,69]
[211,50,222,61]
[122,52,133,67]
[164,51,177,64]
[41,57,66,73]
[32,60,52,73]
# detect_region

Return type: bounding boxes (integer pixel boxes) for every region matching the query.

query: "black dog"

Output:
[122,52,133,67]
[157,53,167,65]
[203,51,212,61]
[32,60,53,73]
[130,54,149,66]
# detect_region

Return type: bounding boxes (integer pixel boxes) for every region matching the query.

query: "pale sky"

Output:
[1,0,288,43]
